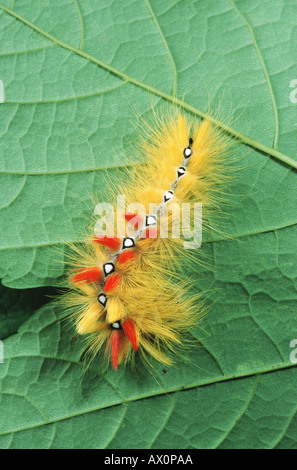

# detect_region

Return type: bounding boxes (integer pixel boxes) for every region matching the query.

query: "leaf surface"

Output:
[0,0,297,449]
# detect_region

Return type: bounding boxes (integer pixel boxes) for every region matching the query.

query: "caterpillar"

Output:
[62,111,230,371]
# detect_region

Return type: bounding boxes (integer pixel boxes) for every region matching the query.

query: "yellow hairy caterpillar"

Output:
[62,111,230,371]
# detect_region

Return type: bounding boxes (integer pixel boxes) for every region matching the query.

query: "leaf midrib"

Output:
[0,3,296,170]
[1,352,296,437]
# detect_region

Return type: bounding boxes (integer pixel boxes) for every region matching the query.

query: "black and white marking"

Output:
[183,147,192,158]
[111,321,121,330]
[177,166,186,178]
[163,190,173,203]
[120,136,194,246]
[98,293,107,307]
[146,215,157,226]
[122,237,135,249]
[103,262,115,276]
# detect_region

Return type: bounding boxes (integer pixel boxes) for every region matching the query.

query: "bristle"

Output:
[104,273,121,292]
[71,267,103,284]
[142,227,158,239]
[106,297,125,323]
[93,235,121,251]
[63,111,232,371]
[76,303,104,334]
[122,319,138,351]
[117,249,137,265]
[110,330,124,370]
[124,212,143,230]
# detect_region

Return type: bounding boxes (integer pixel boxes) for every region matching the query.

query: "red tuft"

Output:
[118,249,137,265]
[142,226,158,239]
[104,273,121,292]
[111,330,124,370]
[122,319,138,351]
[93,235,121,251]
[124,212,144,230]
[71,267,103,284]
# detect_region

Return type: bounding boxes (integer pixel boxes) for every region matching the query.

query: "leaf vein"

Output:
[231,0,279,148]
[0,3,295,168]
[145,0,177,96]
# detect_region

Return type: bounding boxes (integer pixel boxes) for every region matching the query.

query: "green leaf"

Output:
[0,0,297,287]
[0,283,56,340]
[1,253,297,450]
[0,0,297,449]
